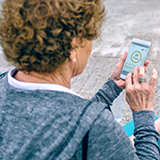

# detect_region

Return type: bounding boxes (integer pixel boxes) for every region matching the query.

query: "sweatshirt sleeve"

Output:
[87,108,160,160]
[133,110,160,160]
[90,78,122,106]
[88,78,160,159]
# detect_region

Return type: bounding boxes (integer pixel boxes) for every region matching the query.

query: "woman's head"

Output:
[0,0,105,73]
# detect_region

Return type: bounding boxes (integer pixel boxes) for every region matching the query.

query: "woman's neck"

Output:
[14,67,72,88]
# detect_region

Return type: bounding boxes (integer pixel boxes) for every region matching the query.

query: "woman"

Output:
[0,0,159,159]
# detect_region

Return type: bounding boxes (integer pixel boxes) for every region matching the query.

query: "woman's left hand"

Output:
[110,51,149,89]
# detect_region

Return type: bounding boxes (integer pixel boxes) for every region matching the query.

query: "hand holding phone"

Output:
[120,38,152,80]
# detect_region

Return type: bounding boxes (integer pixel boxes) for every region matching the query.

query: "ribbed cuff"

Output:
[107,78,123,94]
[133,110,155,130]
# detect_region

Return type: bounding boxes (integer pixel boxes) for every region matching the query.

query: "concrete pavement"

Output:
[1,0,160,125]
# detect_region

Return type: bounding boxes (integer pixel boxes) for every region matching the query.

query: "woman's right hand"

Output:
[125,66,157,113]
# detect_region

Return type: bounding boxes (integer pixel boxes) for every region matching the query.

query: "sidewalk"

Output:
[1,0,160,125]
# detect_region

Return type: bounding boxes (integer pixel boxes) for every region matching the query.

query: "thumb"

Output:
[149,68,158,87]
[118,51,128,67]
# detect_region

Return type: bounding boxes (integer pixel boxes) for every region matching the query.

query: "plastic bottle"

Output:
[111,91,123,122]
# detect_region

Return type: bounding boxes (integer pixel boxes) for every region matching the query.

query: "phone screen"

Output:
[121,41,150,77]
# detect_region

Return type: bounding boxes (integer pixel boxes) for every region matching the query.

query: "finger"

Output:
[138,66,146,85]
[118,51,128,67]
[139,66,146,78]
[144,66,147,73]
[126,72,133,89]
[133,66,139,85]
[140,66,147,74]
[149,68,158,87]
[144,60,149,67]
[120,51,128,64]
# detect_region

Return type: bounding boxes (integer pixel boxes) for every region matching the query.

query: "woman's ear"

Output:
[70,50,76,63]
[71,37,77,46]
[70,37,77,63]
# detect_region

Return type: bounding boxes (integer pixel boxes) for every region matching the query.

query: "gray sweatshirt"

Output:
[0,72,159,160]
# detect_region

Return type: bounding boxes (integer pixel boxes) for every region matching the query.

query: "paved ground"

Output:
[1,0,160,125]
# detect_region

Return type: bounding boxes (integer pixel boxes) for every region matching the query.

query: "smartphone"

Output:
[120,38,152,80]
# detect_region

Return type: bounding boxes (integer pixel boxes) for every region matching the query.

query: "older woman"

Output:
[0,0,159,159]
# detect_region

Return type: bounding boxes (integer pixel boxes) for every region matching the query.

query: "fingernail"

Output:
[135,66,138,69]
[153,68,157,72]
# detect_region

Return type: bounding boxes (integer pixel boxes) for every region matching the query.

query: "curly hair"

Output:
[0,0,105,73]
